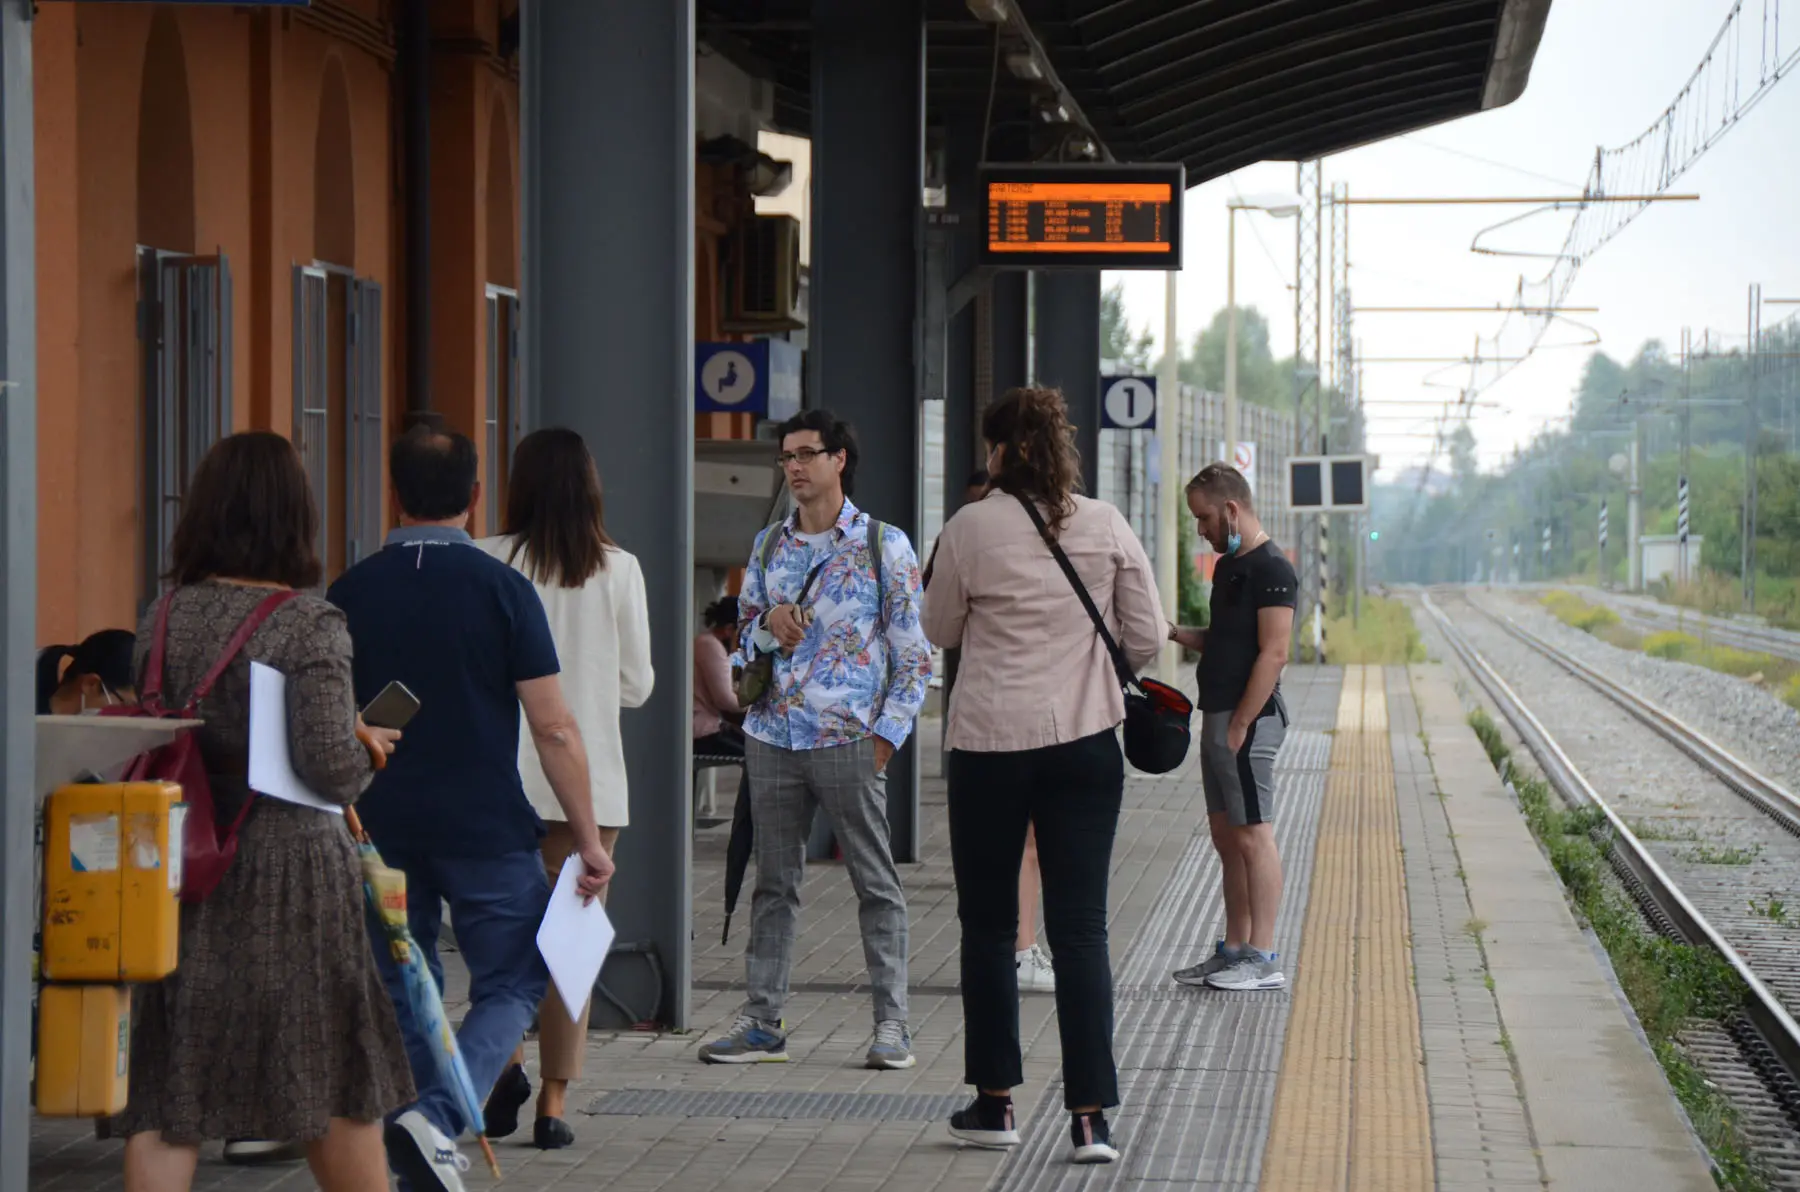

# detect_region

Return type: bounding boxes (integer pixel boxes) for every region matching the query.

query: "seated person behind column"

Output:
[476,427,654,1151]
[693,596,746,756]
[328,425,614,1192]
[37,629,137,713]
[108,431,412,1192]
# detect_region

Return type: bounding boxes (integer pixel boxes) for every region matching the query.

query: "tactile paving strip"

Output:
[993,669,1341,1191]
[585,1088,971,1122]
[1260,666,1434,1192]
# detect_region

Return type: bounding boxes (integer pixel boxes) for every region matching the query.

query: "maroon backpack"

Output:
[102,588,298,902]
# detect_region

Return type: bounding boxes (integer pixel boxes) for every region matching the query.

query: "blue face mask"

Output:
[1226,517,1242,555]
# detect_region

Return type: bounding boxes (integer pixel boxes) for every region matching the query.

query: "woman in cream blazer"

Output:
[476,428,653,1149]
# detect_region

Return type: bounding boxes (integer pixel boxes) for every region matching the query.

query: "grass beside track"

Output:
[1465,706,1767,1190]
[1297,595,1427,665]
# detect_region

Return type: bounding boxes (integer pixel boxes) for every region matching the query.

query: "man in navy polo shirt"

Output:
[329,425,613,1192]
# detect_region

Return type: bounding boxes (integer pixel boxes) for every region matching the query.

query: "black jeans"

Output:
[947,729,1124,1110]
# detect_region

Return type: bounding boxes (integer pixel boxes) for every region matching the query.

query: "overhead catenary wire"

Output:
[1406,0,1800,520]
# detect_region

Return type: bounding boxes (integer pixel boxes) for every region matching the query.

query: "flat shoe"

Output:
[534,1116,575,1150]
[482,1063,531,1140]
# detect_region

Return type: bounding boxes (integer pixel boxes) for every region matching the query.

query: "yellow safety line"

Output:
[1260,666,1433,1192]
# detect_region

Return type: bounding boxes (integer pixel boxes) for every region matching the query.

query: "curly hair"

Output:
[981,387,1081,536]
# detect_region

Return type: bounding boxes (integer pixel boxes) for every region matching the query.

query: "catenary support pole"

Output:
[1627,425,1642,591]
[521,0,695,1027]
[1158,268,1180,680]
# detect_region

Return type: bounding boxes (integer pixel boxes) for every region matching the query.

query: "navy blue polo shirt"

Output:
[328,524,560,858]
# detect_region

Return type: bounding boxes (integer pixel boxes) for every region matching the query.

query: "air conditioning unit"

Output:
[732,214,802,326]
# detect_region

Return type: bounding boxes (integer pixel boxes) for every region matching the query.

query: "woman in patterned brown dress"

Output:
[114,432,414,1191]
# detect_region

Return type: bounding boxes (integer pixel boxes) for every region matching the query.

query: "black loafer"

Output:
[534,1116,575,1150]
[483,1063,532,1140]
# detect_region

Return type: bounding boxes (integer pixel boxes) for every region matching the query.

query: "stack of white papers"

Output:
[536,860,616,1021]
[248,661,345,816]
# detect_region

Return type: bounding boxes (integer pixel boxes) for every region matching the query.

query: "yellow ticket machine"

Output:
[33,715,197,1118]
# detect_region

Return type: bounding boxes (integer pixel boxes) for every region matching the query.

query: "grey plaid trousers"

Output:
[742,736,910,1025]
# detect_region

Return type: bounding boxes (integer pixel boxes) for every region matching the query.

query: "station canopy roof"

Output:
[698,0,1552,186]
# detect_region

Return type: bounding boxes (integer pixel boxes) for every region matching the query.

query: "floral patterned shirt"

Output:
[735,499,933,751]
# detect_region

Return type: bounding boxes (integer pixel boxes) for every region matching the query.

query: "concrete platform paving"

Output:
[27,665,1713,1190]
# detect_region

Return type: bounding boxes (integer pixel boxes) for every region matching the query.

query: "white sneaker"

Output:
[384,1109,471,1192]
[222,1138,304,1164]
[1017,944,1056,993]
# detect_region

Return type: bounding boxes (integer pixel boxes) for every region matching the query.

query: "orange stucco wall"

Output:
[33,2,519,649]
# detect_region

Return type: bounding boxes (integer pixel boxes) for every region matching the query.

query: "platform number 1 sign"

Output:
[1101,376,1157,430]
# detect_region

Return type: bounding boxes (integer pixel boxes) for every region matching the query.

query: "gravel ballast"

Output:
[1473,588,1800,798]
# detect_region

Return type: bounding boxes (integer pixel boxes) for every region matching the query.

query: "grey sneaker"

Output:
[1205,950,1286,991]
[1172,941,1246,986]
[1017,944,1056,993]
[698,1014,789,1064]
[866,1019,916,1069]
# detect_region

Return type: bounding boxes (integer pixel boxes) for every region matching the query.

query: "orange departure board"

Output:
[979,164,1184,270]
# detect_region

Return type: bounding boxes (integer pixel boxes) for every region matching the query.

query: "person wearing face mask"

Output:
[1167,463,1296,994]
[37,630,137,714]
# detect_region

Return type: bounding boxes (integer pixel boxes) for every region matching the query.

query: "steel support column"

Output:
[0,0,33,1178]
[941,119,982,517]
[521,0,694,1028]
[988,270,1029,400]
[811,0,925,860]
[1032,270,1101,497]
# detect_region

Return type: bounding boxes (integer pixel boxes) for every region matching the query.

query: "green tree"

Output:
[1101,282,1153,372]
[1448,423,1478,491]
[1180,305,1289,411]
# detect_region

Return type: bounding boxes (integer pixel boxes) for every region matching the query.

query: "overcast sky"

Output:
[1107,0,1800,479]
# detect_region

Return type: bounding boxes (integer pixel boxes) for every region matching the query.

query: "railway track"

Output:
[1418,591,1800,1176]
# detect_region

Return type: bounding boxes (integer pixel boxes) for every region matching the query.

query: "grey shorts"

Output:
[1199,705,1287,827]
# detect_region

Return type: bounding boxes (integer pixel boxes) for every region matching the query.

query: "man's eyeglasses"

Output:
[777,447,834,467]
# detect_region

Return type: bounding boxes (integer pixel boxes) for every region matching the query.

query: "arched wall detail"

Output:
[136,9,196,252]
[313,53,357,265]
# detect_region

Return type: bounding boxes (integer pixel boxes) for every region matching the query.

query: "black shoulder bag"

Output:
[1017,495,1193,774]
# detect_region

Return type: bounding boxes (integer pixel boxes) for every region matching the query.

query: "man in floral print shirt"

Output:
[698,409,932,1070]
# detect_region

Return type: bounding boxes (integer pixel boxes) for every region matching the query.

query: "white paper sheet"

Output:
[247,661,345,816]
[536,857,616,1022]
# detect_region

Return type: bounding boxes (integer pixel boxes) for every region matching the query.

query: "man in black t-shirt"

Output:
[1167,463,1296,994]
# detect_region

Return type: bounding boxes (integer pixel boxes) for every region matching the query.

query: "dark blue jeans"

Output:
[369,848,550,1140]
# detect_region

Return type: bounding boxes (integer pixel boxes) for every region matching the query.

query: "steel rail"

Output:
[1418,591,1800,1083]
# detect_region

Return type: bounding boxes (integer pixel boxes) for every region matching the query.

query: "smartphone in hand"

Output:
[362,680,421,730]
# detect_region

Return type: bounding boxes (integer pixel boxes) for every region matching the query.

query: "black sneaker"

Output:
[1070,1110,1120,1164]
[482,1063,531,1140]
[948,1094,1020,1149]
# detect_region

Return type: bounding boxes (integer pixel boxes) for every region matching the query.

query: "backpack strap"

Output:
[757,521,784,574]
[140,593,176,716]
[866,519,886,633]
[178,589,302,717]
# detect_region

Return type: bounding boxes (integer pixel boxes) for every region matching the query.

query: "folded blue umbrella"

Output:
[348,808,500,1180]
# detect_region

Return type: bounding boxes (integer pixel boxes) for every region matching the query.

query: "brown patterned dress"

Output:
[106,580,415,1145]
